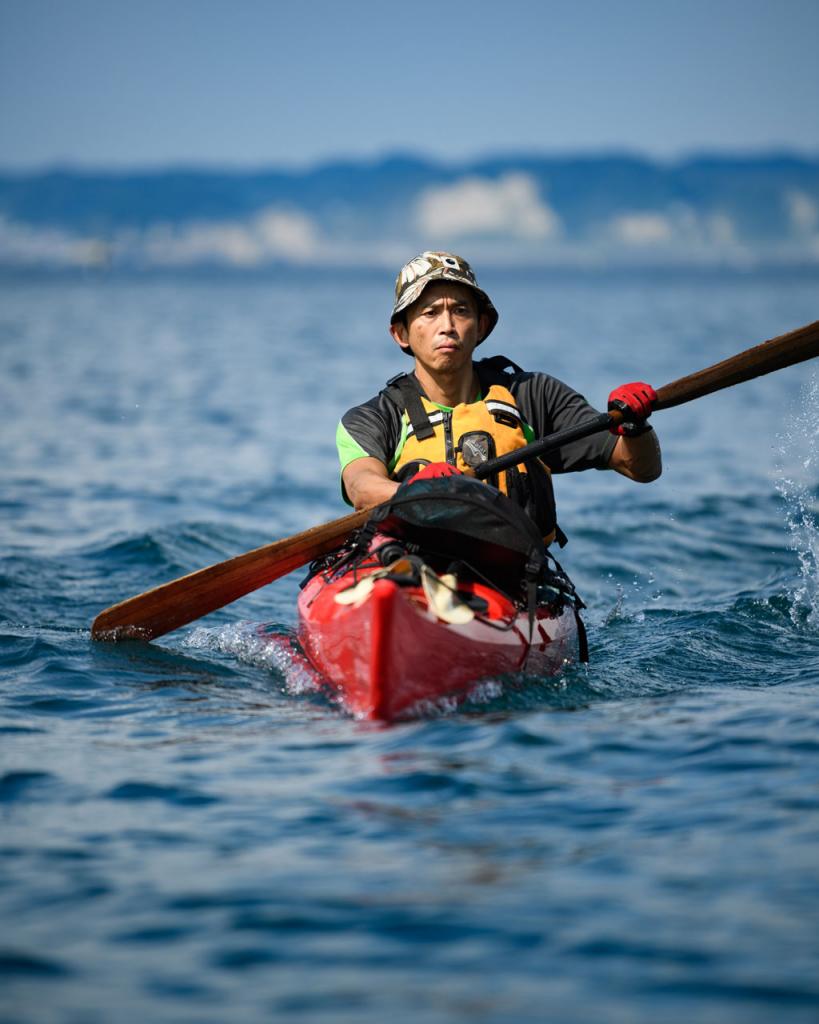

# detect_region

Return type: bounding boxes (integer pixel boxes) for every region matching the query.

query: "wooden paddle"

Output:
[92,318,819,642]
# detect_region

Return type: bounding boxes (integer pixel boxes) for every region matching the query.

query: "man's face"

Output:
[390,282,488,373]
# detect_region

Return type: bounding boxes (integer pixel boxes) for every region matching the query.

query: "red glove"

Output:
[408,462,463,483]
[607,381,657,436]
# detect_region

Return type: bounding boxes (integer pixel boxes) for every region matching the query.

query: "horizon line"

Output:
[2,144,819,177]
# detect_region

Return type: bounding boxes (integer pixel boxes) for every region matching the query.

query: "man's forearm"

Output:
[609,430,662,482]
[347,472,400,509]
[343,459,401,510]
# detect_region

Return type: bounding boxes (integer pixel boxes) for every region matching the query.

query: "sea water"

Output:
[1,270,818,1023]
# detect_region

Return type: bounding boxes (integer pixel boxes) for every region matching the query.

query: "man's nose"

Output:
[439,305,457,333]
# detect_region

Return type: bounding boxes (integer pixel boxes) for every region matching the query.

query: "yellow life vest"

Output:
[385,368,559,545]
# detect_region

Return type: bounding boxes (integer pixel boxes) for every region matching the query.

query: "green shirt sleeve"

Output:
[336,420,370,473]
[336,389,407,504]
[336,421,372,505]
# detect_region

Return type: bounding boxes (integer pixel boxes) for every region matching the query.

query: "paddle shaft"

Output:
[476,318,819,479]
[92,318,819,642]
[474,413,613,479]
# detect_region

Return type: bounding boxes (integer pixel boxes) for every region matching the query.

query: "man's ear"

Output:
[477,312,490,343]
[390,321,412,354]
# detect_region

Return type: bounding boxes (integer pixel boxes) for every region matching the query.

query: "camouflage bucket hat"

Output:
[390,251,499,343]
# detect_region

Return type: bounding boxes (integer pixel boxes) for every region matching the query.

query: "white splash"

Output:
[603,583,626,625]
[775,373,819,628]
[184,622,322,695]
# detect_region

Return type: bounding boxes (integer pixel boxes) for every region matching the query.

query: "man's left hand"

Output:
[607,381,657,436]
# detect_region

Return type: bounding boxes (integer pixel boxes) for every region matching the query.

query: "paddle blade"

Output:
[655,319,819,410]
[91,507,370,642]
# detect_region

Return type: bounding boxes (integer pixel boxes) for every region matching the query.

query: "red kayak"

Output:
[295,476,585,721]
[298,549,579,720]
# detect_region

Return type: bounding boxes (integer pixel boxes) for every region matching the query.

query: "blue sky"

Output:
[1,0,818,169]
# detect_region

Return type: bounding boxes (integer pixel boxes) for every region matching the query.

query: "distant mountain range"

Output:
[1,152,818,270]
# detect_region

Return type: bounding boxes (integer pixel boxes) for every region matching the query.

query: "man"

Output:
[337,252,660,537]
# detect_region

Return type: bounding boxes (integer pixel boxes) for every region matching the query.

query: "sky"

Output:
[1,0,818,170]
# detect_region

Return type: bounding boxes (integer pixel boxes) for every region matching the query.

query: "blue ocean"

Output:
[2,270,818,1023]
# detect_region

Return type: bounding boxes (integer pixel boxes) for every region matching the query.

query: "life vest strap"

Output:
[388,374,435,441]
[476,355,524,385]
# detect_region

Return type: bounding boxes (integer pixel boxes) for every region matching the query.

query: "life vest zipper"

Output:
[443,411,455,465]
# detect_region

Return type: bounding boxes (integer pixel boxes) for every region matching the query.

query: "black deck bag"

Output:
[367,475,547,596]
